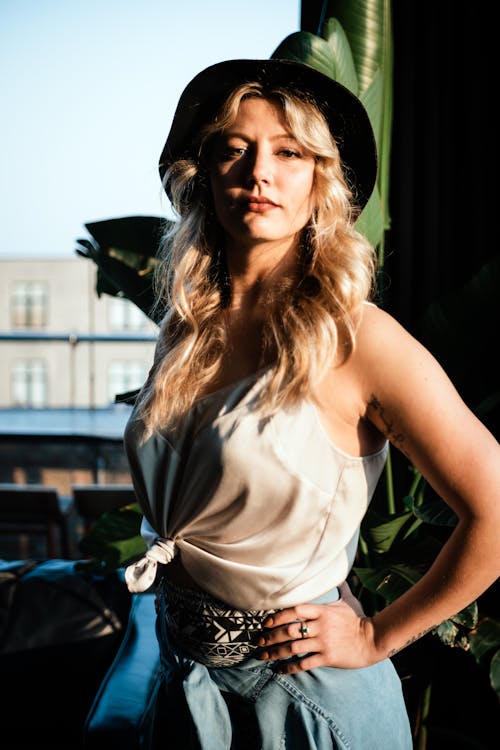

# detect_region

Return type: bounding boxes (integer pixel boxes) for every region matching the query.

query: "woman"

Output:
[124,59,500,749]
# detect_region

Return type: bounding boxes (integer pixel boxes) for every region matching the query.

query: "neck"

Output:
[225,237,300,311]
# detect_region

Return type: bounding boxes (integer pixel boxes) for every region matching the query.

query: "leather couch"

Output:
[83,583,160,749]
[0,559,159,750]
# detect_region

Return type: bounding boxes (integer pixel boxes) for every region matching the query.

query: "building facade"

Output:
[0,258,157,409]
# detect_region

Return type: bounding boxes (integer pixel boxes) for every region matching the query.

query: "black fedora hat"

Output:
[159,58,377,209]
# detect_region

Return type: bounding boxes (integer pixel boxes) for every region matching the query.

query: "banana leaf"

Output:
[273,1,392,250]
[324,0,393,240]
[406,497,458,528]
[85,216,165,256]
[272,30,340,81]
[325,0,390,97]
[491,650,500,697]
[354,562,423,602]
[319,18,359,94]
[359,509,414,554]
[354,186,384,249]
[75,215,168,322]
[78,504,146,570]
[469,618,500,664]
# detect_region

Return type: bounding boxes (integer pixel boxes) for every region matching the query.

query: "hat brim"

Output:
[159,58,377,209]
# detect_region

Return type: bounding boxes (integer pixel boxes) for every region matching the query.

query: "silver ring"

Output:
[299,623,309,638]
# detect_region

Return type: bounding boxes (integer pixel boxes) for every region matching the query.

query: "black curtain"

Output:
[386,2,496,333]
[302,2,497,332]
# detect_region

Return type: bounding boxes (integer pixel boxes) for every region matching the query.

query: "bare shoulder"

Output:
[353,302,435,389]
[354,302,456,419]
[353,304,500,513]
[356,302,418,353]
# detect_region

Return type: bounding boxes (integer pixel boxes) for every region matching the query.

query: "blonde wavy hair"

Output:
[136,81,377,435]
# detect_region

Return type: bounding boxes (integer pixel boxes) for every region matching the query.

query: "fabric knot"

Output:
[125,537,177,592]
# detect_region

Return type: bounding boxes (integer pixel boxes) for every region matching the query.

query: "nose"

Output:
[245,146,272,187]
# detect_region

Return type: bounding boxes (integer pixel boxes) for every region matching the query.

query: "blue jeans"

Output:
[149,588,413,749]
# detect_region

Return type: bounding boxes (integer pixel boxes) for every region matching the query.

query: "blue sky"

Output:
[0,0,300,259]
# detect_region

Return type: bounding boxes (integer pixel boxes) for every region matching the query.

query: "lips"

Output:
[241,195,279,212]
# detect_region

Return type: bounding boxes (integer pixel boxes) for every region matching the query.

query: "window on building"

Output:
[11,359,48,407]
[11,281,48,328]
[108,360,147,402]
[108,297,148,331]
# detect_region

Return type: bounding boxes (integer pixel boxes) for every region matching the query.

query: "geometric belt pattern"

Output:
[162,579,278,668]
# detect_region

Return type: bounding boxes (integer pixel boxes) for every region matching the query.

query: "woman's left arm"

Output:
[258,306,500,672]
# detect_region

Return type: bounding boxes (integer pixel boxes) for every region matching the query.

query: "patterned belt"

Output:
[160,578,278,668]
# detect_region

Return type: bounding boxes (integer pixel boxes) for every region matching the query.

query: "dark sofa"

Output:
[0,559,159,750]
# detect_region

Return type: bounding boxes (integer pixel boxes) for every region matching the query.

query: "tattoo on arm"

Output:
[368,394,410,458]
[387,625,438,658]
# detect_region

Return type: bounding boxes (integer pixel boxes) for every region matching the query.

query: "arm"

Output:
[258,306,500,671]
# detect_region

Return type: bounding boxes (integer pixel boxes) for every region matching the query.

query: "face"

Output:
[208,97,316,252]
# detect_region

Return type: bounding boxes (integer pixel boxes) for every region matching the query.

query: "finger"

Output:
[259,636,322,662]
[263,604,321,628]
[273,653,324,675]
[258,619,316,647]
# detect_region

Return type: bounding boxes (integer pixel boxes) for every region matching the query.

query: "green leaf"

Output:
[450,601,478,629]
[78,504,146,569]
[88,250,158,319]
[85,216,165,258]
[272,31,337,79]
[490,649,500,697]
[359,68,383,161]
[322,17,359,94]
[75,238,98,257]
[435,619,460,647]
[354,185,383,245]
[325,0,391,96]
[271,14,389,250]
[323,0,393,254]
[432,603,477,649]
[76,215,169,321]
[469,617,500,664]
[354,563,422,602]
[361,510,414,553]
[406,497,458,528]
[106,246,159,275]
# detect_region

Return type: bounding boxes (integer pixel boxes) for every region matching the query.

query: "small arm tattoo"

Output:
[367,394,409,458]
[387,625,438,657]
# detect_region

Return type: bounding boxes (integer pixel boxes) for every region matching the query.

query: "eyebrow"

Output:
[221,131,299,142]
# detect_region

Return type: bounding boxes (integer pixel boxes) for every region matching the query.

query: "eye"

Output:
[217,144,248,162]
[277,148,302,158]
[227,146,247,157]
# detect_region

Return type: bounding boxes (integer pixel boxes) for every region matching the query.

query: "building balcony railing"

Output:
[0,330,157,410]
[0,331,157,343]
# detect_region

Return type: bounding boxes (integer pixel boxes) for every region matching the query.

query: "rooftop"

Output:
[0,405,133,440]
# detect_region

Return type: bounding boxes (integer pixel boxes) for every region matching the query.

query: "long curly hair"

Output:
[136,82,377,436]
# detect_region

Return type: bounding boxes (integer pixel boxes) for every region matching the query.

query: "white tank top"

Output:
[124,367,388,609]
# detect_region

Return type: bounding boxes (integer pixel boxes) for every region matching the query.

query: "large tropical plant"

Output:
[272,0,393,263]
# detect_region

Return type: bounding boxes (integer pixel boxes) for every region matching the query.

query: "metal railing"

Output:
[0,330,157,409]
